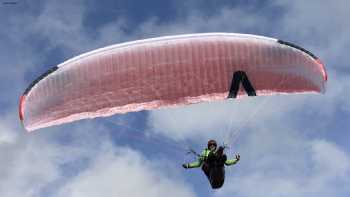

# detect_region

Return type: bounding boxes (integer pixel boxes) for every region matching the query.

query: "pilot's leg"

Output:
[209,166,225,189]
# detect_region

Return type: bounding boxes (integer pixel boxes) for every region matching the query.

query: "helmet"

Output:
[207,140,217,148]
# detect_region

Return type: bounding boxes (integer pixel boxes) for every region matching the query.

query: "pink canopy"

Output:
[19,33,327,131]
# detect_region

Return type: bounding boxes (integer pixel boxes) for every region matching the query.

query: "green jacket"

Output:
[186,148,239,168]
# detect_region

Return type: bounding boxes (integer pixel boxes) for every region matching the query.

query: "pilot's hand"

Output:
[235,154,240,161]
[182,163,189,169]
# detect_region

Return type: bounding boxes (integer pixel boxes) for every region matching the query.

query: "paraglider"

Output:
[182,140,240,189]
[19,32,327,189]
[19,32,327,131]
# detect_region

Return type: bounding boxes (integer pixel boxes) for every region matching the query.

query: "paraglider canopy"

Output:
[19,33,327,131]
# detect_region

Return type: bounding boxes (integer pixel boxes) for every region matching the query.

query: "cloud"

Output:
[147,97,280,142]
[214,139,350,197]
[134,5,272,37]
[274,0,350,73]
[311,140,350,179]
[55,146,195,197]
[0,126,61,197]
[0,118,194,197]
[0,121,18,144]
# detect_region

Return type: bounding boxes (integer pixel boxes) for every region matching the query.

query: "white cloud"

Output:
[147,97,287,142]
[214,139,350,197]
[0,122,18,144]
[0,119,195,197]
[135,6,270,37]
[0,128,61,197]
[55,146,195,197]
[274,0,350,72]
[311,140,350,179]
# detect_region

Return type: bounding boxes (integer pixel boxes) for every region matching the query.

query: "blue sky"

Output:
[1,0,350,197]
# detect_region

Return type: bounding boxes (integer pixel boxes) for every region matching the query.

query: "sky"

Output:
[0,0,350,197]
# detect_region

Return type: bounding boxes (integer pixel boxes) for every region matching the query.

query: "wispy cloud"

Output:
[55,146,195,197]
[215,139,350,197]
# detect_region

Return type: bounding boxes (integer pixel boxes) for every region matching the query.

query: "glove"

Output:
[235,154,240,161]
[182,163,189,169]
